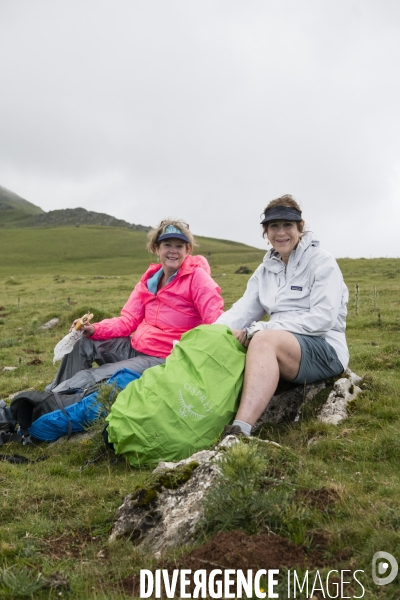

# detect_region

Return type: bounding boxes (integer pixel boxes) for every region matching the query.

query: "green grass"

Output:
[1,227,400,598]
[0,226,264,278]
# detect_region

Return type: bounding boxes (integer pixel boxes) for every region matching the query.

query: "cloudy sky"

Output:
[1,0,399,257]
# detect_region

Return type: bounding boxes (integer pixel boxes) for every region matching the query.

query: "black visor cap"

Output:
[260,206,302,224]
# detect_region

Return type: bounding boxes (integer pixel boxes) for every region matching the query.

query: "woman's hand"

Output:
[81,324,95,337]
[231,328,249,347]
[69,320,95,337]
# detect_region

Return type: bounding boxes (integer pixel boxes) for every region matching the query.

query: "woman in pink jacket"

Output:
[48,220,224,393]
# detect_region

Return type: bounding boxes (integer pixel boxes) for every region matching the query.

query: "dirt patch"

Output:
[294,487,340,511]
[120,530,329,597]
[310,531,331,549]
[42,528,104,560]
[27,357,44,366]
[23,348,43,354]
[170,530,325,571]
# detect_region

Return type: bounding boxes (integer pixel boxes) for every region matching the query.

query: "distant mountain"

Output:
[0,184,150,231]
[0,184,44,225]
[18,207,151,231]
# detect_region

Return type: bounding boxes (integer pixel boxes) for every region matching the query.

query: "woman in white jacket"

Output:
[216,194,349,437]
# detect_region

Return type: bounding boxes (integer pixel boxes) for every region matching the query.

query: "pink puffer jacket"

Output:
[90,255,223,357]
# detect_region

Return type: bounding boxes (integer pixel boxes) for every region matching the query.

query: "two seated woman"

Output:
[49,196,349,441]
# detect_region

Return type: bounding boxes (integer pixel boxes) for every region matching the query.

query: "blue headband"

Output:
[157,224,190,244]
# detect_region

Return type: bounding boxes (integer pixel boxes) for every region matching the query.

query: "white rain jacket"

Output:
[215,232,349,369]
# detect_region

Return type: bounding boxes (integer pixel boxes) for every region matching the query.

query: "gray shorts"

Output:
[291,334,344,384]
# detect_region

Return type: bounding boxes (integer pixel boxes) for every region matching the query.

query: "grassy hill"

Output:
[0,184,44,226]
[1,207,152,231]
[0,184,151,231]
[0,226,265,279]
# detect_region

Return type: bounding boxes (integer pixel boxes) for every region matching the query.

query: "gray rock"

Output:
[253,369,362,430]
[235,266,252,274]
[318,370,362,425]
[40,318,60,330]
[109,437,239,549]
[252,380,326,431]
[152,449,218,473]
[109,461,220,550]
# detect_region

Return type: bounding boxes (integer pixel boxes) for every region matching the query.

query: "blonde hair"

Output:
[146,219,197,253]
[261,194,305,239]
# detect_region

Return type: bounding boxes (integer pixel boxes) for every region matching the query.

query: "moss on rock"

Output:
[157,461,199,489]
[131,461,200,507]
[132,487,158,507]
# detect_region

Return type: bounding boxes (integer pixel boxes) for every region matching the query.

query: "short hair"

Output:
[261,194,305,238]
[146,219,197,253]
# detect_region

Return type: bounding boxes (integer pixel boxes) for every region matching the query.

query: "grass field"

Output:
[0,227,264,278]
[0,227,400,599]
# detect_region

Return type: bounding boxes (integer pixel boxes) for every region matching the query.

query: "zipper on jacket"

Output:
[154,297,161,325]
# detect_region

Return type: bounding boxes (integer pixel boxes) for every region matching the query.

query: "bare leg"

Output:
[235,330,301,426]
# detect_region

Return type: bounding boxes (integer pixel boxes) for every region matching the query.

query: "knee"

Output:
[249,330,278,350]
[249,330,293,353]
[251,329,278,346]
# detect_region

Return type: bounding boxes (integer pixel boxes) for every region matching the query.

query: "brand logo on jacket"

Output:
[291,285,303,291]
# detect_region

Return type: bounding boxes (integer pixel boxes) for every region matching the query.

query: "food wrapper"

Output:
[53,313,94,364]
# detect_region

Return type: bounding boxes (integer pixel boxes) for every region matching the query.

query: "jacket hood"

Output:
[263,232,320,271]
[181,254,212,275]
[141,254,211,284]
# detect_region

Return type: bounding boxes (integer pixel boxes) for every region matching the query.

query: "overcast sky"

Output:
[1,0,399,258]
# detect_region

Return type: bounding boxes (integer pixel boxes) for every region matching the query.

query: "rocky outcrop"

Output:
[253,369,362,430]
[109,448,224,549]
[109,460,219,551]
[109,436,281,552]
[252,380,326,430]
[317,371,362,425]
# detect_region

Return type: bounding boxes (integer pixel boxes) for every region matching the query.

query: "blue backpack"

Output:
[10,368,141,443]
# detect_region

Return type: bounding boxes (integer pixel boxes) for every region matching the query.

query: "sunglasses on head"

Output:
[160,221,189,229]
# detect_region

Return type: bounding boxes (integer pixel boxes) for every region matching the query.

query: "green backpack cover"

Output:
[106,324,246,467]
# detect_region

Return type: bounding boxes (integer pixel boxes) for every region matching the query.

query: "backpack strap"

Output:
[0,453,30,464]
[0,453,48,464]
[52,390,86,439]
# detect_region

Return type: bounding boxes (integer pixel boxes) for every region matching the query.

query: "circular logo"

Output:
[372,552,398,585]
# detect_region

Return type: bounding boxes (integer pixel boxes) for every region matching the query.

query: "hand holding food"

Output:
[69,313,95,336]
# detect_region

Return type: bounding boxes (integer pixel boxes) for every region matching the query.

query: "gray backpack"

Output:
[0,399,23,446]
